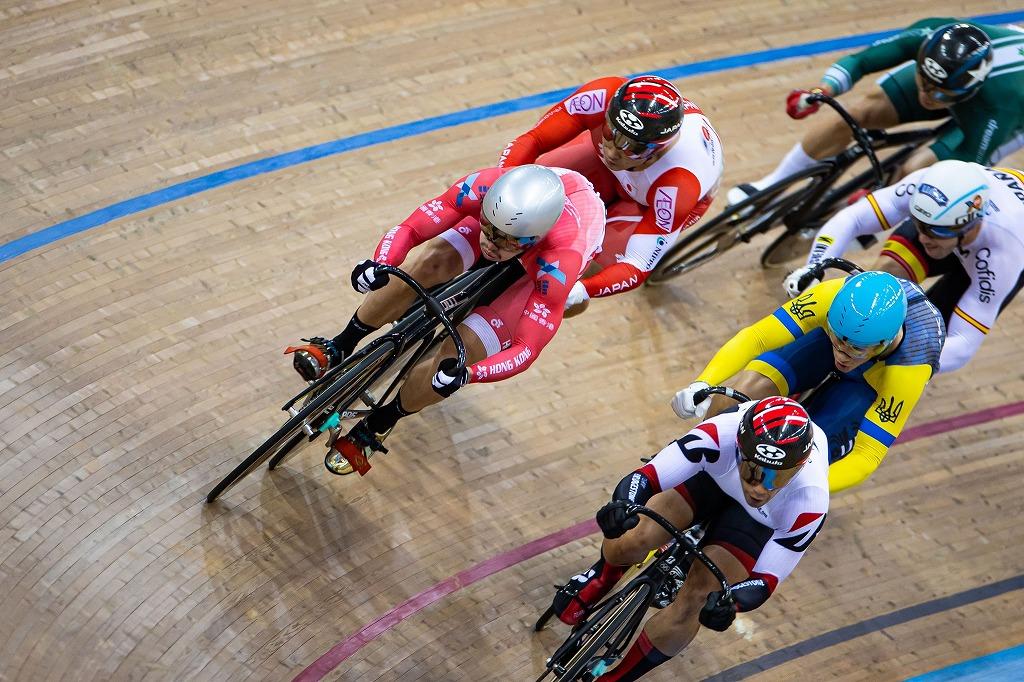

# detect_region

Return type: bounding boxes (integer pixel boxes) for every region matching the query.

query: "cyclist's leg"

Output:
[598,493,765,679]
[552,473,710,626]
[743,62,931,196]
[357,267,531,438]
[803,376,877,463]
[329,219,483,359]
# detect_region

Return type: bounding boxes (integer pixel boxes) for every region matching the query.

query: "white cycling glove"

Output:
[671,381,712,420]
[783,264,819,298]
[565,281,590,310]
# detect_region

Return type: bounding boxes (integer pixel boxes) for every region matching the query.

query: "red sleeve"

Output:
[498,77,625,167]
[374,168,501,266]
[582,167,704,296]
[469,248,583,383]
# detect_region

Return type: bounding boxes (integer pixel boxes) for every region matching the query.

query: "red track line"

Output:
[294,399,1024,681]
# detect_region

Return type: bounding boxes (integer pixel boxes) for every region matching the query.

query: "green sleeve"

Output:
[822,18,955,94]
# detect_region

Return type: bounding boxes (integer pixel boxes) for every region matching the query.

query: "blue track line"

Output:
[3,9,1024,265]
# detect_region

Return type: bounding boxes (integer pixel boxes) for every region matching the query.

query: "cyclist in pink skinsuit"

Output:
[286,164,605,474]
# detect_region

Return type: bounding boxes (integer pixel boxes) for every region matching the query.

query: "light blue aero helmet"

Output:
[826,272,908,348]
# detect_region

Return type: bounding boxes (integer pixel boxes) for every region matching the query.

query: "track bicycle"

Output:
[205,259,524,502]
[533,386,750,681]
[646,93,954,283]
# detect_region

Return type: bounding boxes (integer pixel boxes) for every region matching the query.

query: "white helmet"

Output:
[909,160,991,230]
[481,165,566,240]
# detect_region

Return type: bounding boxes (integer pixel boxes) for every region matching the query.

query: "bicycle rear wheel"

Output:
[646,168,828,285]
[205,344,394,502]
[543,582,651,681]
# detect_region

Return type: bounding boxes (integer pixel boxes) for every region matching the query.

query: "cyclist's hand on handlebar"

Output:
[595,500,639,539]
[565,281,589,310]
[671,381,712,420]
[786,88,825,119]
[698,591,737,631]
[783,264,819,298]
[431,357,470,397]
[351,259,390,294]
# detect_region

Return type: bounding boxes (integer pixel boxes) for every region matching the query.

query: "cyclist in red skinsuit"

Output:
[498,75,724,309]
[286,165,605,475]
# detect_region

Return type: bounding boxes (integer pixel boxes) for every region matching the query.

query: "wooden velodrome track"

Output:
[3,1,1024,680]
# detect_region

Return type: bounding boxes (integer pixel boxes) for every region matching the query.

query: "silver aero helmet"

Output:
[481,165,566,241]
[909,160,991,233]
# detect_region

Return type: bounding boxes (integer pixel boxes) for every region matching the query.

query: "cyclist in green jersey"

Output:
[729,18,1024,205]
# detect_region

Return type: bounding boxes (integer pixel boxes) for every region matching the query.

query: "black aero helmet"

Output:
[736,397,813,470]
[916,23,993,99]
[607,75,684,145]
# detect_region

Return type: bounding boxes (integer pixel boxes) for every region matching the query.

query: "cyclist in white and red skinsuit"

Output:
[498,75,723,308]
[551,397,829,681]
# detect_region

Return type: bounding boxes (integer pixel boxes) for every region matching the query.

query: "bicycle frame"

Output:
[538,506,731,681]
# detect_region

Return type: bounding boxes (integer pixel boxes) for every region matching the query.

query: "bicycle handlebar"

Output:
[797,256,864,291]
[692,385,752,406]
[374,264,467,373]
[806,92,884,188]
[626,504,733,604]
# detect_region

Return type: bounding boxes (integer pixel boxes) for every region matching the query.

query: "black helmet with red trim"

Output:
[736,397,813,470]
[607,75,684,145]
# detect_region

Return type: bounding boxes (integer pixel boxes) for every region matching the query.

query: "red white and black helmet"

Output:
[736,397,813,470]
[607,75,684,145]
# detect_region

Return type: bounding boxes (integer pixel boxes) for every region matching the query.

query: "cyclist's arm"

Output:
[498,77,622,167]
[803,174,921,266]
[821,18,948,95]
[374,169,496,266]
[582,168,704,296]
[828,362,932,492]
[697,279,843,385]
[939,232,1024,372]
[738,491,828,611]
[468,247,582,383]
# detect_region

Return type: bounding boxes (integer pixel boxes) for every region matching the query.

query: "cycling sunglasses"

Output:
[737,453,800,491]
[823,320,888,360]
[601,119,664,160]
[479,215,538,251]
[910,214,974,240]
[916,72,976,104]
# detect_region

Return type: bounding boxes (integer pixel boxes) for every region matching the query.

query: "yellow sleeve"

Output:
[828,362,932,492]
[697,279,842,385]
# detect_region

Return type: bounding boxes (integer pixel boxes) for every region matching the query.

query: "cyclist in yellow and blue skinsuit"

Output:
[672,272,946,493]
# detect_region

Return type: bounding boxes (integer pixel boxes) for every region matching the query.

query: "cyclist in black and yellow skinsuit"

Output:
[729,19,1024,204]
[672,273,946,493]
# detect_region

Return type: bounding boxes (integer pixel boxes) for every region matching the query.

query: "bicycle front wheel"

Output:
[549,582,651,681]
[646,165,835,285]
